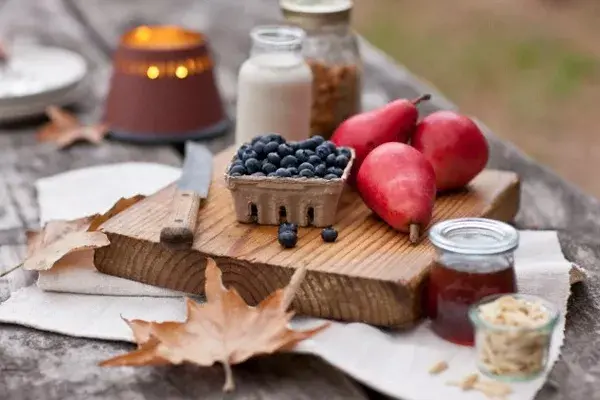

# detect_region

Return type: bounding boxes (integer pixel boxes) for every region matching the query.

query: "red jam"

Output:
[427,259,517,346]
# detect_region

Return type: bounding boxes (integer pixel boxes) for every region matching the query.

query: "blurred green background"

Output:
[353,0,600,198]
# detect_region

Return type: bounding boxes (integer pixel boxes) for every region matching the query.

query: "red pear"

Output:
[412,111,489,192]
[331,94,431,184]
[356,142,436,243]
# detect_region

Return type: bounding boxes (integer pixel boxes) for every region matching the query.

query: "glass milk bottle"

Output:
[235,26,313,145]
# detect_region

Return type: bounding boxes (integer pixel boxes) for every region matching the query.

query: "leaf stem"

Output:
[0,263,22,278]
[282,265,307,311]
[222,361,235,392]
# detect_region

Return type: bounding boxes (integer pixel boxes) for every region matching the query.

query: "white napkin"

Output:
[0,163,573,400]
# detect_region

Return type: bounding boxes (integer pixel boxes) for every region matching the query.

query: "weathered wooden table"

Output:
[1,0,599,399]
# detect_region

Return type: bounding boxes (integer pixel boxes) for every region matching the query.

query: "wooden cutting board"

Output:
[95,146,520,327]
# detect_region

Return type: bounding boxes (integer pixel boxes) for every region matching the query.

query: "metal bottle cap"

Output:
[280,0,353,28]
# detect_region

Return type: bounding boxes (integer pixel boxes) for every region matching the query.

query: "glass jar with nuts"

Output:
[280,0,362,139]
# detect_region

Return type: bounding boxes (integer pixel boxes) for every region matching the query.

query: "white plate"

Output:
[0,45,87,123]
[0,45,87,101]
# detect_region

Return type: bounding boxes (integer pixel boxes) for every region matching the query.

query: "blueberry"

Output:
[252,141,266,156]
[315,163,327,177]
[279,222,298,233]
[267,172,277,177]
[299,169,315,178]
[281,155,298,168]
[298,162,315,172]
[338,147,352,158]
[250,136,263,144]
[308,155,322,166]
[278,230,297,249]
[229,164,246,175]
[245,158,261,174]
[252,172,266,177]
[336,155,349,169]
[295,149,309,163]
[289,142,300,152]
[267,152,281,166]
[327,167,344,177]
[230,172,242,177]
[325,153,337,166]
[315,145,331,159]
[231,160,244,169]
[324,174,338,180]
[262,162,277,174]
[324,140,337,152]
[237,144,250,159]
[264,141,279,154]
[321,226,338,243]
[299,139,314,150]
[304,149,315,157]
[242,149,258,162]
[278,143,294,157]
[311,135,325,146]
[275,168,292,178]
[265,133,285,144]
[287,167,299,176]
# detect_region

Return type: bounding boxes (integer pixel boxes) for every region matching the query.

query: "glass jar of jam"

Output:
[427,218,519,346]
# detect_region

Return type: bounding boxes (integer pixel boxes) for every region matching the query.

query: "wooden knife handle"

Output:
[160,189,201,250]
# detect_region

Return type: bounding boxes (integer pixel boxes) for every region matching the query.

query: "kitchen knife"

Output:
[160,141,213,250]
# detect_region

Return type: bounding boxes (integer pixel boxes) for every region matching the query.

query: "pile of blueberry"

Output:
[277,223,338,249]
[228,134,351,179]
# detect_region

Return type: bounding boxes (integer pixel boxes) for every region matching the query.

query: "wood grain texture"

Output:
[96,146,520,327]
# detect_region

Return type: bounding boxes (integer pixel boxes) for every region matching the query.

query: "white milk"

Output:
[235,26,313,145]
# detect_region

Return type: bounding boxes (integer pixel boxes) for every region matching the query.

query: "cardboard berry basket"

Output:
[223,149,355,228]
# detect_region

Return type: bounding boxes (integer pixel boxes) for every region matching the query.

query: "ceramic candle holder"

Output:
[103,25,228,143]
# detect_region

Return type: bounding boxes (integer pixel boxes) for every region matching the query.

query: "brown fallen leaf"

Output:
[100,258,329,392]
[23,195,145,271]
[37,106,109,149]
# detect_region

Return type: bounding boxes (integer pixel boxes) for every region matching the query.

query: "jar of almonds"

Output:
[280,0,362,139]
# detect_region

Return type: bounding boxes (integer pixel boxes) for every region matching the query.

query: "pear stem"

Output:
[411,94,431,106]
[409,224,420,244]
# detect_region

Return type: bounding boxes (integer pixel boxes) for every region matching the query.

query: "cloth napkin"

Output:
[0,163,575,400]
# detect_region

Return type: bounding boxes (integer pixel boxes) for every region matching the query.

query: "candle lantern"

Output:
[103,25,228,143]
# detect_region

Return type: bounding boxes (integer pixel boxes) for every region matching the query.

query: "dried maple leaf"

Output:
[100,258,329,392]
[37,106,109,149]
[23,195,145,271]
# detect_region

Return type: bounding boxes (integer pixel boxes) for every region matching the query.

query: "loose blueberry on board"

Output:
[321,226,338,242]
[336,155,349,169]
[324,174,338,180]
[281,155,298,168]
[279,222,298,233]
[308,155,322,166]
[245,158,261,174]
[299,169,315,178]
[275,168,292,178]
[315,163,327,177]
[278,143,294,157]
[267,152,281,166]
[262,162,277,175]
[278,230,298,249]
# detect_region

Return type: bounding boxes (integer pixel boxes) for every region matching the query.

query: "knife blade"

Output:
[160,141,213,250]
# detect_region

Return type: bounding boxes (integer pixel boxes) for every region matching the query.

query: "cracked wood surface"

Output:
[0,0,599,399]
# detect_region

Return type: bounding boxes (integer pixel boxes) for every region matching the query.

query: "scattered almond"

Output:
[448,372,512,399]
[447,372,479,390]
[428,360,448,375]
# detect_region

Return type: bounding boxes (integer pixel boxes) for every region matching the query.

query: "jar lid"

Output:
[428,218,519,255]
[280,0,352,27]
